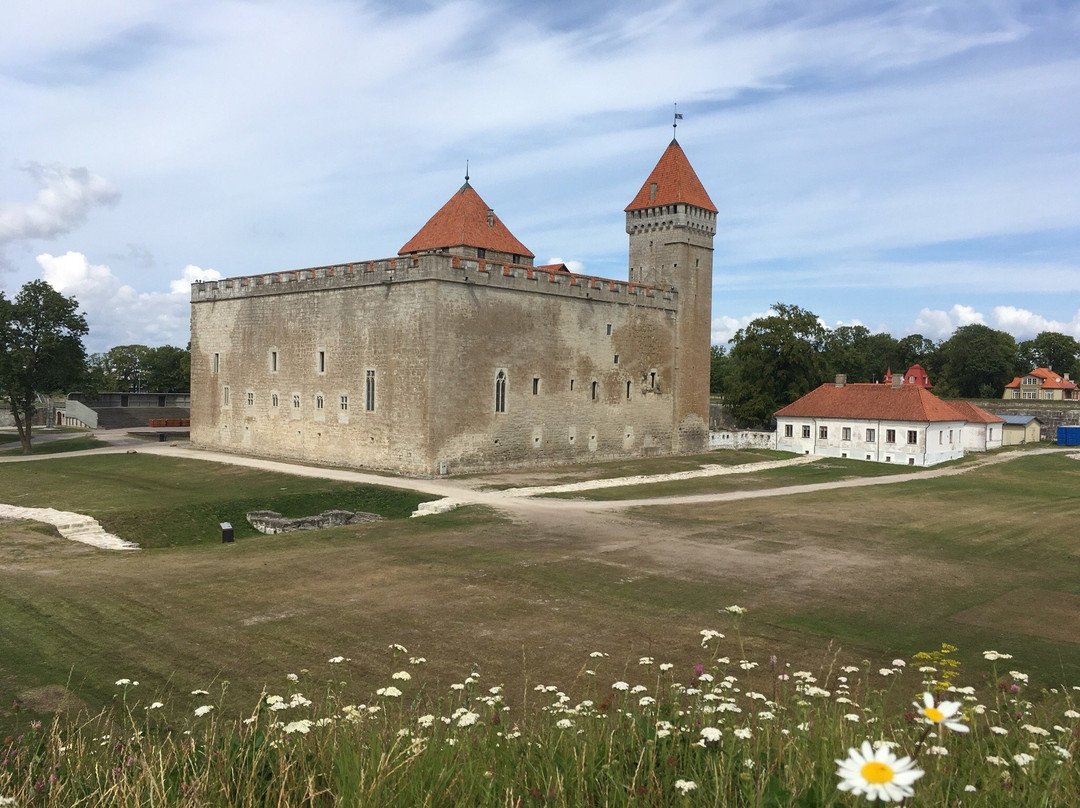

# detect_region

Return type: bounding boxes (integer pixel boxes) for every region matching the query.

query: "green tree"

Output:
[1017,331,1080,378]
[726,303,827,427]
[892,334,937,375]
[144,344,191,392]
[0,281,89,453]
[709,343,730,397]
[939,324,1017,398]
[823,326,899,383]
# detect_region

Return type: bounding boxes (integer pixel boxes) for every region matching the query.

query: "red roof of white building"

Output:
[946,401,1005,424]
[625,139,717,213]
[399,182,534,258]
[775,383,970,423]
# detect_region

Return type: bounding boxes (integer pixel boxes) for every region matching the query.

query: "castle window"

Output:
[591,381,598,401]
[477,248,486,259]
[606,324,612,336]
[213,353,220,373]
[533,378,540,395]
[271,351,278,372]
[316,395,324,410]
[318,350,326,373]
[613,354,619,365]
[247,392,254,407]
[340,395,349,411]
[570,379,575,391]
[293,394,301,409]
[494,371,506,413]
[272,393,279,408]
[626,380,631,399]
[650,371,656,389]
[366,370,376,412]
[222,386,229,406]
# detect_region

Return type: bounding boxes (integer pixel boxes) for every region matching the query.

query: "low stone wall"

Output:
[972,400,1080,442]
[709,430,776,450]
[246,510,383,534]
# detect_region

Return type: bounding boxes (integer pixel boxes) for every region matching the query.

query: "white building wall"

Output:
[962,423,1003,452]
[775,416,966,467]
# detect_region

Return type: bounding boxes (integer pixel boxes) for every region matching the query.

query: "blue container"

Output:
[1058,426,1080,446]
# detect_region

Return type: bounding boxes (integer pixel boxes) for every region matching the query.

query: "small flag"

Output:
[674,113,683,120]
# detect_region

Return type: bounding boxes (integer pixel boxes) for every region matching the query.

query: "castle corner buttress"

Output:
[190,140,716,474]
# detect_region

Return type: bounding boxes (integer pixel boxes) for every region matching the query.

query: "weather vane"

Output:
[673,102,683,135]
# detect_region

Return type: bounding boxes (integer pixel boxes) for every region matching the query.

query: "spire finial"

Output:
[465,160,470,183]
[672,102,683,138]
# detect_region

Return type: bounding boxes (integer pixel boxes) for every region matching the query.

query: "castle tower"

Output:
[625,139,717,450]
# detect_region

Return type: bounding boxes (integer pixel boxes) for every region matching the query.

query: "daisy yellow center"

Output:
[924,706,945,722]
[860,761,895,784]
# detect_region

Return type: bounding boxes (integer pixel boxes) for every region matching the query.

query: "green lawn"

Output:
[0,435,110,456]
[1,449,1079,738]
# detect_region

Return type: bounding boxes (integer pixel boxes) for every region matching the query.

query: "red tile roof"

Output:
[625,139,717,213]
[399,182,534,258]
[947,401,1004,424]
[1003,367,1077,390]
[775,383,968,422]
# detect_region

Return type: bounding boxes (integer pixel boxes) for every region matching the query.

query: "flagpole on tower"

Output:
[673,102,683,138]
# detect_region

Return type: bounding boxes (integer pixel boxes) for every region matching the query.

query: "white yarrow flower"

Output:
[674,779,697,795]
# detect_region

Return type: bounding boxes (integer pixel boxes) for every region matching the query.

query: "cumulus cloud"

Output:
[910,303,1080,341]
[712,311,768,345]
[38,251,219,350]
[546,256,585,273]
[0,163,119,244]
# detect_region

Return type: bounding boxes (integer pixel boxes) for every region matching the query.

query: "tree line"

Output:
[1,281,189,453]
[712,303,1080,428]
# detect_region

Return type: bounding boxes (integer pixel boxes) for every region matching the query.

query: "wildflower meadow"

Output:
[2,612,1077,807]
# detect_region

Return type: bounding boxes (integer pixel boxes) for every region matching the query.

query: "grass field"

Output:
[1,448,1079,743]
[0,435,110,456]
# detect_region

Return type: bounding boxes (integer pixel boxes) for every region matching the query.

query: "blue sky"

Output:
[1,0,1078,353]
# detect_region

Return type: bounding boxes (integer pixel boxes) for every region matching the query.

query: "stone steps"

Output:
[0,505,139,551]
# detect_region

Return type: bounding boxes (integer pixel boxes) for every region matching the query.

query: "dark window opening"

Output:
[495,371,506,413]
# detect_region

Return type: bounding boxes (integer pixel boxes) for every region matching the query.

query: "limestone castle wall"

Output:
[190,253,685,474]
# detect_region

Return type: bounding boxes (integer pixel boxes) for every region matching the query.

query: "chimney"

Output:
[892,375,904,388]
[487,209,495,228]
[834,374,846,387]
[649,182,658,201]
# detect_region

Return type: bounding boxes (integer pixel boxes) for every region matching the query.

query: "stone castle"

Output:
[189,139,716,474]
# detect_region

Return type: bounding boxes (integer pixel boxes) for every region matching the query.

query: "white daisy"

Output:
[915,692,969,734]
[836,740,924,802]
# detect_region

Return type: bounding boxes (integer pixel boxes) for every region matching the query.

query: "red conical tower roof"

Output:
[625,139,716,213]
[399,181,534,258]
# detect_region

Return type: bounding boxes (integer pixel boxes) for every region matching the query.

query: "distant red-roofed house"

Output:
[883,363,933,389]
[1002,367,1078,401]
[775,377,970,466]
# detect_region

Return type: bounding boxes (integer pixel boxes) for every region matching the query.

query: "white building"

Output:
[774,378,998,467]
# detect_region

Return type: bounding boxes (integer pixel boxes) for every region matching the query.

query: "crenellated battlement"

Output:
[191,252,677,310]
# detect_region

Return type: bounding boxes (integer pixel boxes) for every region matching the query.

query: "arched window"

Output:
[495,371,507,413]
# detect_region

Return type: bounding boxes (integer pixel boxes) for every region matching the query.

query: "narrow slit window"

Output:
[213,353,220,373]
[626,380,631,399]
[366,370,376,412]
[532,377,539,395]
[494,371,506,413]
[271,351,278,372]
[318,351,326,373]
[591,381,598,401]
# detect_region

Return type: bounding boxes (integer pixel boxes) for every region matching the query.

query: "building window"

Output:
[801,425,811,439]
[213,353,220,373]
[1043,391,1054,399]
[570,379,575,392]
[272,393,279,408]
[247,392,254,407]
[316,395,324,410]
[366,370,376,412]
[494,371,506,413]
[318,350,326,373]
[340,395,348,411]
[908,457,916,465]
[784,424,793,438]
[886,429,896,443]
[866,428,876,442]
[271,351,278,372]
[1022,390,1036,399]
[477,248,486,259]
[292,394,301,409]
[949,429,954,442]
[533,378,540,395]
[626,380,632,399]
[614,354,619,365]
[819,426,828,439]
[650,371,656,389]
[1012,390,1020,399]
[939,431,943,444]
[907,430,918,445]
[591,381,598,401]
[222,386,229,405]
[606,324,612,335]
[841,427,851,441]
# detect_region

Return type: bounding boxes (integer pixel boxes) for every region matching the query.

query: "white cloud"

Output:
[712,311,769,345]
[988,305,1080,340]
[911,305,984,339]
[38,251,218,350]
[0,163,119,244]
[546,256,585,273]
